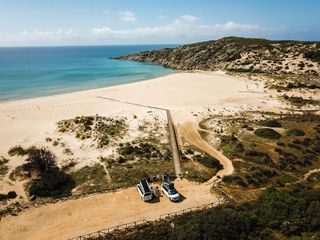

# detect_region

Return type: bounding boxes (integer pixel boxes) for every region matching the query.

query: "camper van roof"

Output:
[141,179,151,193]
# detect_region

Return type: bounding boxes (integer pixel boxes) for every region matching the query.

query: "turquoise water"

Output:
[0,45,176,102]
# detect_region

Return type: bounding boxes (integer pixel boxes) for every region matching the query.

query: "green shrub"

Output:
[22,147,75,198]
[7,191,17,199]
[8,145,34,156]
[195,154,223,170]
[283,95,320,107]
[287,128,305,136]
[304,50,320,61]
[258,119,282,128]
[254,128,281,139]
[0,157,9,177]
[0,193,7,200]
[0,191,17,200]
[222,175,248,187]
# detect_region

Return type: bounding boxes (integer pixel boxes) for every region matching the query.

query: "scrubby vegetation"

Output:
[287,128,306,136]
[0,156,9,179]
[57,116,127,148]
[117,142,168,161]
[194,154,222,170]
[114,37,320,75]
[8,146,75,198]
[70,164,110,195]
[8,145,33,156]
[104,141,175,186]
[89,184,320,240]
[257,119,281,128]
[202,113,320,189]
[304,50,320,61]
[283,94,320,107]
[9,165,26,181]
[263,73,320,92]
[180,147,224,182]
[0,191,17,201]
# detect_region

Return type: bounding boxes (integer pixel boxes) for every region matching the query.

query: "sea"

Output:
[0,45,176,102]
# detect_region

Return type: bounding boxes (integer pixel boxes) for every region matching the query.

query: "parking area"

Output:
[0,179,219,240]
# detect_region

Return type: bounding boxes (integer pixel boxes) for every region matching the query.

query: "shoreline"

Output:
[0,70,270,158]
[0,70,253,107]
[0,71,179,105]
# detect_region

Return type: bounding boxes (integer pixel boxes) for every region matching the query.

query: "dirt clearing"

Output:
[0,179,218,240]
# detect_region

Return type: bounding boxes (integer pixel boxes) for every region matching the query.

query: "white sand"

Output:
[0,71,271,154]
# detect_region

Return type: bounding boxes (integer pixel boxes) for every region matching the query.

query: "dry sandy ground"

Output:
[0,71,278,239]
[0,179,217,240]
[178,122,234,184]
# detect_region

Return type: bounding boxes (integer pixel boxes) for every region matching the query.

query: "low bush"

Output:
[21,147,75,198]
[7,191,17,199]
[222,175,248,187]
[258,119,282,127]
[283,95,320,107]
[0,191,17,200]
[254,128,281,139]
[195,154,223,170]
[287,128,305,136]
[8,145,34,156]
[0,157,9,178]
[304,50,320,61]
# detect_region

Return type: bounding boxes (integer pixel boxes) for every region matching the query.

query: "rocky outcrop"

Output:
[112,37,320,75]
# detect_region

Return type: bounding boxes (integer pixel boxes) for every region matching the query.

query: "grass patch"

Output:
[70,163,110,194]
[108,160,175,186]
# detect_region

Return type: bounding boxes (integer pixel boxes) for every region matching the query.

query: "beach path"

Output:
[178,121,234,184]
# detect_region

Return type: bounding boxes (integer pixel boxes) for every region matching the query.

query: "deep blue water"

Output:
[0,45,176,102]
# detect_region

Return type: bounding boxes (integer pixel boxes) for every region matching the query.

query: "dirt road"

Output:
[0,179,217,240]
[178,122,234,184]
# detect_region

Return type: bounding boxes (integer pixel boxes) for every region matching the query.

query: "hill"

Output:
[113,37,320,75]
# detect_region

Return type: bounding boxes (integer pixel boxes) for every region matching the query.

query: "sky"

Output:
[0,0,319,46]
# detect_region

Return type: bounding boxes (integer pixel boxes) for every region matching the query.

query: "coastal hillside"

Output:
[113,37,320,75]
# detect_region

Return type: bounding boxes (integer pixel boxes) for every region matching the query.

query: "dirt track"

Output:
[178,122,234,184]
[0,179,217,240]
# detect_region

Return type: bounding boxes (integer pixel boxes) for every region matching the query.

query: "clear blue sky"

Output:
[1,0,319,46]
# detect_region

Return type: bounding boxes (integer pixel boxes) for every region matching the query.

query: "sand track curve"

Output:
[178,122,234,184]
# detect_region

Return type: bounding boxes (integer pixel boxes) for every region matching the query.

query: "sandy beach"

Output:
[0,71,280,240]
[0,71,272,153]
